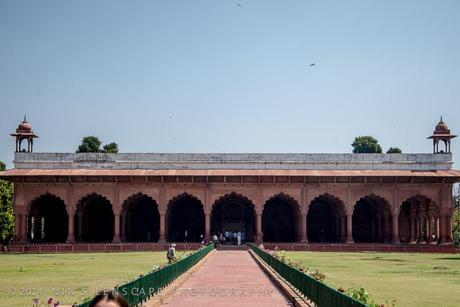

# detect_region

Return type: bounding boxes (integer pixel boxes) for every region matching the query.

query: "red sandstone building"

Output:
[1,118,459,248]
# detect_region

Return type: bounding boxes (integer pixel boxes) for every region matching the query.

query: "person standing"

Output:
[237,231,242,246]
[167,243,176,264]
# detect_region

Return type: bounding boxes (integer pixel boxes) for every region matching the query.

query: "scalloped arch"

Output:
[28,193,67,212]
[211,191,255,211]
[77,193,113,211]
[166,192,204,210]
[263,192,300,213]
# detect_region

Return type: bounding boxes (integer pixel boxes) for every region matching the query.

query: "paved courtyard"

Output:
[160,250,293,307]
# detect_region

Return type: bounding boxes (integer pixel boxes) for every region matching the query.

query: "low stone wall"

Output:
[0,243,202,253]
[1,243,457,254]
[261,243,459,253]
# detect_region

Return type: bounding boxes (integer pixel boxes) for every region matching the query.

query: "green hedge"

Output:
[251,244,367,307]
[78,244,214,307]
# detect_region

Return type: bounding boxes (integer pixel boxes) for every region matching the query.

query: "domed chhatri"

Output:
[10,115,39,152]
[434,116,451,134]
[428,116,456,154]
[16,115,34,134]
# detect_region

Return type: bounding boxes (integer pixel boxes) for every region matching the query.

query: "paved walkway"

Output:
[160,250,293,306]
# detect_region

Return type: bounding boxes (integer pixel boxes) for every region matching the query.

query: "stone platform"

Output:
[154,250,293,307]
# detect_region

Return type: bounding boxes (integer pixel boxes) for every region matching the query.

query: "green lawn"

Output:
[0,252,168,307]
[287,251,460,307]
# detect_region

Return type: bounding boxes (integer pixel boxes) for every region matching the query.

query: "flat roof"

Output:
[1,168,460,178]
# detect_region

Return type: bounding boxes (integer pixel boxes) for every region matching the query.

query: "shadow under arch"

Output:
[399,194,440,243]
[307,193,346,243]
[211,192,256,242]
[352,193,392,243]
[28,193,68,243]
[262,193,300,242]
[166,193,205,242]
[121,193,160,242]
[76,193,114,243]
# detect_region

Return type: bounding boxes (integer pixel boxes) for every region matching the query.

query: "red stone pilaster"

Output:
[301,211,307,243]
[391,212,400,244]
[113,213,120,243]
[256,213,263,243]
[66,207,75,243]
[346,213,354,244]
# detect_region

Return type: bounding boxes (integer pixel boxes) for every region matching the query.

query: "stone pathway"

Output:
[159,250,293,306]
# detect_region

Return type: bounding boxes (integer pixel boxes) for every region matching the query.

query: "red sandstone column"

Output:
[346,213,353,244]
[20,214,27,243]
[301,212,307,242]
[409,216,416,243]
[435,217,440,241]
[66,208,75,243]
[14,214,21,242]
[256,213,263,243]
[439,215,446,244]
[159,213,166,242]
[427,216,433,243]
[205,213,211,241]
[415,217,420,242]
[113,214,120,243]
[120,214,125,242]
[445,215,453,243]
[391,212,399,244]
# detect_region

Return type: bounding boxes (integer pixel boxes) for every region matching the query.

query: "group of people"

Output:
[212,230,246,247]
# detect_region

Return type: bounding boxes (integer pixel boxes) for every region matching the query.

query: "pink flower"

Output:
[47,297,53,304]
[54,301,60,307]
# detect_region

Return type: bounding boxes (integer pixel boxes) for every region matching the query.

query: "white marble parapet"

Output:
[12,152,453,171]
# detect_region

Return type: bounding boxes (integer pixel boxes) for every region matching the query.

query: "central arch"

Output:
[76,194,114,243]
[28,193,68,243]
[352,194,392,243]
[262,193,300,242]
[307,194,346,243]
[166,193,205,242]
[211,192,256,242]
[122,193,160,242]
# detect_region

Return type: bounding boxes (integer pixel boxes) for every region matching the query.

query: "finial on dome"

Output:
[23,115,27,122]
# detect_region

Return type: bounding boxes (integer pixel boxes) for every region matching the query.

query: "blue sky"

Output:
[1,1,459,168]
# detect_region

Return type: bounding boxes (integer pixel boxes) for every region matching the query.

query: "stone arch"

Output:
[166,193,205,242]
[262,193,300,242]
[352,194,392,243]
[28,193,68,243]
[121,193,160,242]
[211,192,256,242]
[399,195,440,244]
[307,193,346,243]
[75,193,114,242]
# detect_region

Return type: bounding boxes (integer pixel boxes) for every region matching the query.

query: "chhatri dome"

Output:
[10,116,39,152]
[434,116,451,134]
[428,116,456,154]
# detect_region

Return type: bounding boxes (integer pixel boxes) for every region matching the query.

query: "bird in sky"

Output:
[309,63,316,67]
[236,3,243,8]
